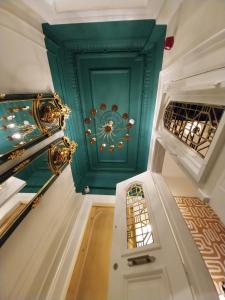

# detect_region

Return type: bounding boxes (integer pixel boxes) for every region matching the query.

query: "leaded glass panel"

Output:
[126,183,154,249]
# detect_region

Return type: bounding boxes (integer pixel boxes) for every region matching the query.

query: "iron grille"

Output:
[163,102,224,158]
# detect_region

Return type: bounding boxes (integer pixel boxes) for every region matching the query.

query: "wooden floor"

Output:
[66,205,114,300]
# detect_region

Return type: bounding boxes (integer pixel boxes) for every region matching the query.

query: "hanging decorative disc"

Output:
[84,103,135,153]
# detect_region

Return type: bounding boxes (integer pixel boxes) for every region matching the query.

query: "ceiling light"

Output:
[84,103,135,153]
[11,133,22,140]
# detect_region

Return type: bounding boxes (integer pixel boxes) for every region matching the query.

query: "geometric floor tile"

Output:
[175,196,225,297]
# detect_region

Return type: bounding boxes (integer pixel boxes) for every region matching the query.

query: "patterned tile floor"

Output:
[175,196,225,297]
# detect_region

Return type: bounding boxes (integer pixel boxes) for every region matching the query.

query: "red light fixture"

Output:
[164,36,174,50]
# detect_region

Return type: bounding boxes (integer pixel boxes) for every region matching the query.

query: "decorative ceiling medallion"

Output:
[84,103,135,153]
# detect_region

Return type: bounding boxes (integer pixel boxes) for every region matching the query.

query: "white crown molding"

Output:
[156,0,183,25]
[20,0,54,24]
[162,29,225,82]
[18,0,174,25]
[1,0,182,27]
[55,0,149,13]
[0,0,44,31]
[0,7,46,50]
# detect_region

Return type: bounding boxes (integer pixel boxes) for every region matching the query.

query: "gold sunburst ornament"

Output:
[84,103,135,153]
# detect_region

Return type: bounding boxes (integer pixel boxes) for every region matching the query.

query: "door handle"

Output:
[127,255,155,266]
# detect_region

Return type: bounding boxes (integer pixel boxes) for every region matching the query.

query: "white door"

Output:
[108,171,194,300]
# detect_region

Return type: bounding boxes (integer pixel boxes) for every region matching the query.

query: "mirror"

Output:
[0,93,70,163]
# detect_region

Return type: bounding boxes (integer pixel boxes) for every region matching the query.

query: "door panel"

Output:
[124,269,172,300]
[108,171,194,300]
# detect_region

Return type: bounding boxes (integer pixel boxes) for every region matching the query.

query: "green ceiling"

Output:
[43,20,166,194]
[43,20,155,42]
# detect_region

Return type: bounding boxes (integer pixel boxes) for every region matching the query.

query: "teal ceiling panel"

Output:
[76,52,143,171]
[43,20,155,43]
[43,20,166,194]
[91,68,129,165]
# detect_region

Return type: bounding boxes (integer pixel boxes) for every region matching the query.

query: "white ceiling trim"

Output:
[54,0,149,13]
[17,0,182,25]
[157,0,183,25]
[19,0,165,24]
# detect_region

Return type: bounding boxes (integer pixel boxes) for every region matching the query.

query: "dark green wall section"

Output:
[43,20,166,194]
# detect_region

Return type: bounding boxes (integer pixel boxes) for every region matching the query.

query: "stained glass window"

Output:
[126,183,154,249]
[163,102,224,158]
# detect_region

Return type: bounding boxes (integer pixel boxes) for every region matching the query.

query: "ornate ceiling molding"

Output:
[64,38,146,52]
[43,21,166,193]
[20,0,166,24]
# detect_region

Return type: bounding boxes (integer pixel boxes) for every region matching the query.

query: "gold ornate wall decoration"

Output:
[8,149,25,160]
[48,137,78,175]
[0,92,72,164]
[32,196,42,209]
[13,159,30,172]
[33,93,71,134]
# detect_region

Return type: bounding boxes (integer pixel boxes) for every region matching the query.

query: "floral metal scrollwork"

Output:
[48,137,78,175]
[33,93,71,134]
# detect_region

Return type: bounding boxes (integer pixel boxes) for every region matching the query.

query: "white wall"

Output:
[84,194,116,205]
[163,0,225,68]
[0,165,83,300]
[162,152,199,197]
[204,143,225,222]
[0,5,53,93]
[0,5,83,300]
[149,0,225,224]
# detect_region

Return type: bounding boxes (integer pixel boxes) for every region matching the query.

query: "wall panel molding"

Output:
[0,8,46,50]
[0,166,80,300]
[21,0,165,25]
[162,29,225,82]
[64,38,146,51]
